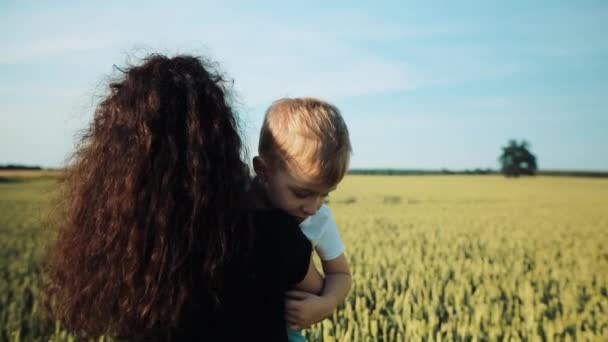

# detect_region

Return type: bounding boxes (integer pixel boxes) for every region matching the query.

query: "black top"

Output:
[137,209,312,341]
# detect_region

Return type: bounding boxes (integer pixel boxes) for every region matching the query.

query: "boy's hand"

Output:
[285,290,334,330]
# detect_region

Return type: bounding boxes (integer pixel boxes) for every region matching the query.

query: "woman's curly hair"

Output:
[43,54,252,338]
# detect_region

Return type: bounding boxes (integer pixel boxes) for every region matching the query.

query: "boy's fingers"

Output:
[286,315,303,329]
[285,299,301,311]
[286,290,310,300]
[286,312,300,321]
[285,312,302,323]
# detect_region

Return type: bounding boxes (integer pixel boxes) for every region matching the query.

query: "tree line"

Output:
[3,141,606,178]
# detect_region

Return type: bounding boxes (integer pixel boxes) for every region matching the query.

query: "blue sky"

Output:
[1,0,607,170]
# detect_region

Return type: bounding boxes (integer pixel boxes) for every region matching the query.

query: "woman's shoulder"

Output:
[248,209,310,264]
[251,209,312,283]
[251,209,302,244]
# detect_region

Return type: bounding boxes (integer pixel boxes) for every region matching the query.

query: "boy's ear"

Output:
[252,156,268,180]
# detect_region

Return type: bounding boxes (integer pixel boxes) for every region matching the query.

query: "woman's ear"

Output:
[252,156,267,181]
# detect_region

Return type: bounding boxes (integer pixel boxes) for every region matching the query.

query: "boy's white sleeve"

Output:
[300,205,345,261]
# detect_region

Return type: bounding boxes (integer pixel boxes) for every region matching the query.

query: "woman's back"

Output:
[153,209,311,341]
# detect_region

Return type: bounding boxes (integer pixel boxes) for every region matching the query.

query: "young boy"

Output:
[251,97,352,341]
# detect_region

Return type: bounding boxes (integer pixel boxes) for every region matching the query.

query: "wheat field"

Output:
[1,175,607,341]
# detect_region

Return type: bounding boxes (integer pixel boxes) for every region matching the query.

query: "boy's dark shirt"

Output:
[139,209,311,341]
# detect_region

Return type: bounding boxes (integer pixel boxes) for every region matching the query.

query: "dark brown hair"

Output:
[44,54,252,338]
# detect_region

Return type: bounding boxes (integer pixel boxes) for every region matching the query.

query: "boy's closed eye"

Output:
[291,188,330,199]
[292,190,312,198]
[289,186,315,198]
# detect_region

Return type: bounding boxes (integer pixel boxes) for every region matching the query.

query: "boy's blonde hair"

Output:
[259,97,352,187]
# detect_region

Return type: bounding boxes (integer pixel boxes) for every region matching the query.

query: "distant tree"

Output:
[498,140,537,177]
[0,164,42,170]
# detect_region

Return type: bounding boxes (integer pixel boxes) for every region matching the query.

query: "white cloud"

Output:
[1,2,421,103]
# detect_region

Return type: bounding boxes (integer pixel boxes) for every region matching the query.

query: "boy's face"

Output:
[254,157,335,222]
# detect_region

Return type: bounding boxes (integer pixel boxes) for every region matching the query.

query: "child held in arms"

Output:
[251,98,352,341]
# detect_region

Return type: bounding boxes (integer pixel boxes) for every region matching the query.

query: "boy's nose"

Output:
[302,197,322,216]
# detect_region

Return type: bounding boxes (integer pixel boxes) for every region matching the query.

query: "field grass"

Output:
[0,176,61,341]
[1,174,607,341]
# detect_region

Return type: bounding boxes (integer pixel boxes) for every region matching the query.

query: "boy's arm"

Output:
[292,257,324,295]
[285,254,352,330]
[319,254,352,308]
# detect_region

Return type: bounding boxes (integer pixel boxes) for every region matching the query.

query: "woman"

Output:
[44,54,322,341]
